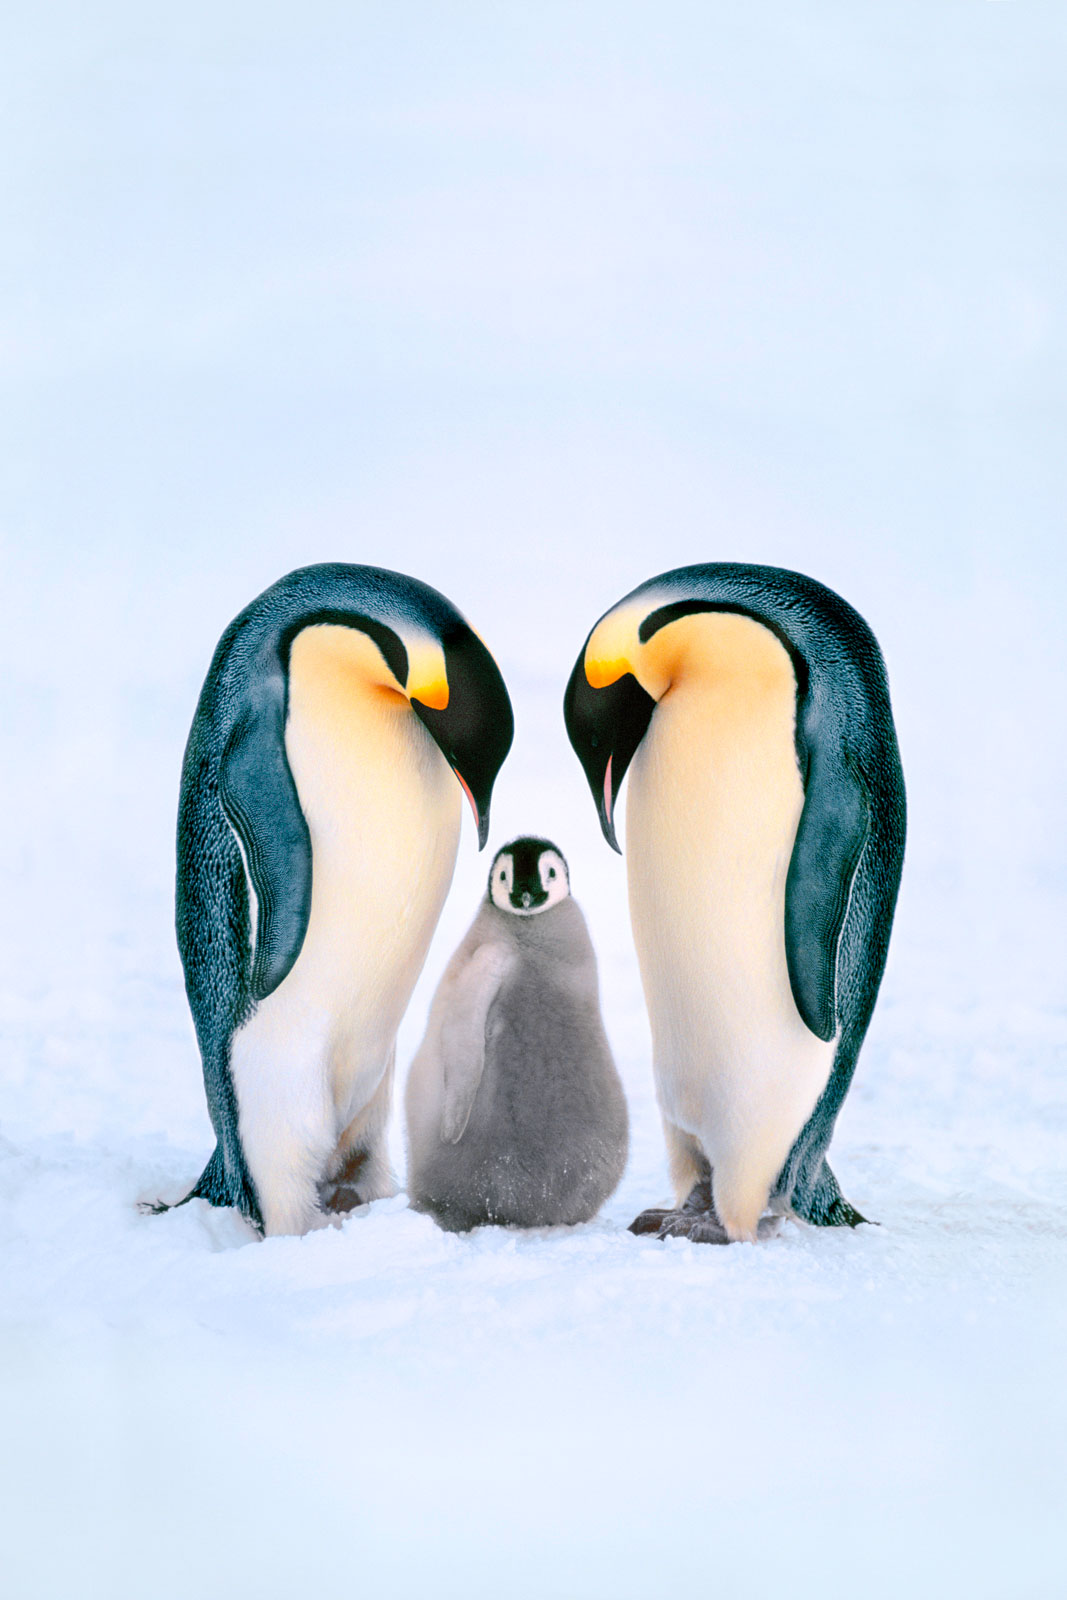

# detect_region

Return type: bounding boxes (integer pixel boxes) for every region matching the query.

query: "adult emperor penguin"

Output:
[564,563,905,1243]
[166,563,513,1237]
[405,837,628,1231]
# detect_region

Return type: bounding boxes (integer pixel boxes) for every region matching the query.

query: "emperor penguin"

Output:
[164,563,513,1238]
[405,837,628,1232]
[563,563,905,1244]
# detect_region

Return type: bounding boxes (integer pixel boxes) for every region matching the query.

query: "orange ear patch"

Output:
[585,655,630,690]
[404,632,451,710]
[409,678,450,711]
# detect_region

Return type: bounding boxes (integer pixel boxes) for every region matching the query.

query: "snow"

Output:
[3,5,1066,1597]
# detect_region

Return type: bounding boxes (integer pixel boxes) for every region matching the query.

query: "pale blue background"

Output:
[3,7,1065,1598]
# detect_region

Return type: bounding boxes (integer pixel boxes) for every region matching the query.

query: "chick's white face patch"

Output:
[490,852,515,912]
[489,842,570,915]
[535,850,570,911]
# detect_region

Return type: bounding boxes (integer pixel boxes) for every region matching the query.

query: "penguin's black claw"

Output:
[628,1203,782,1244]
[628,1203,731,1243]
[658,1209,731,1244]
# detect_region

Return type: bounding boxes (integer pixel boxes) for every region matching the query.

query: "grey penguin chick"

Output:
[405,837,628,1232]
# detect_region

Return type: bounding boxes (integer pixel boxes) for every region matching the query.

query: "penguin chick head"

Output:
[489,837,570,916]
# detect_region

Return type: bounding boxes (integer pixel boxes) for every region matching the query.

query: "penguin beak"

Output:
[600,753,620,853]
[453,768,491,850]
[563,654,656,854]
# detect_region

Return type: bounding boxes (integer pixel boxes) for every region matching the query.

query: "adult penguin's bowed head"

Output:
[564,563,905,1244]
[161,564,513,1237]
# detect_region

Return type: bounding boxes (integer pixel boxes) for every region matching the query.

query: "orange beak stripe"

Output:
[454,769,480,829]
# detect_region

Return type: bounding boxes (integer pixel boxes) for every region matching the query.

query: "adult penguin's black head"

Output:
[407,619,514,850]
[564,565,814,853]
[564,662,655,853]
[269,566,514,850]
[563,596,659,852]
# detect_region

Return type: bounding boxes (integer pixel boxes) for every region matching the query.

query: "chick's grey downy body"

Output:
[406,846,628,1232]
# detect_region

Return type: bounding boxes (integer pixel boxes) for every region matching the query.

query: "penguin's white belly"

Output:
[230,626,461,1225]
[625,612,835,1237]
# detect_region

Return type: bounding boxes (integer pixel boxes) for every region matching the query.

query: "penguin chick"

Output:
[405,838,628,1232]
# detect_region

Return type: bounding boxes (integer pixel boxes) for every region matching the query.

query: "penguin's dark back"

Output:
[623,562,906,1048]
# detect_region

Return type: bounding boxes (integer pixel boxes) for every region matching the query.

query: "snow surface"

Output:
[3,5,1066,1598]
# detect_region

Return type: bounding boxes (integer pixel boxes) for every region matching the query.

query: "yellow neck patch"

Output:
[584,601,672,701]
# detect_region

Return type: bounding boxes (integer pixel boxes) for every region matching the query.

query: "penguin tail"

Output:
[822,1195,875,1229]
[139,1144,264,1233]
[784,1158,877,1230]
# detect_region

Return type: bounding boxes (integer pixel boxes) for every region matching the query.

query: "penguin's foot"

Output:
[628,1207,677,1236]
[630,1177,724,1241]
[319,1144,366,1214]
[657,1210,732,1244]
[629,1179,781,1244]
[318,1145,395,1215]
[629,1205,730,1242]
[321,1184,367,1215]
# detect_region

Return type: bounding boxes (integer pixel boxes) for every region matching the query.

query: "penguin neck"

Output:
[486,897,579,952]
[636,609,798,707]
[629,612,804,852]
[627,608,799,934]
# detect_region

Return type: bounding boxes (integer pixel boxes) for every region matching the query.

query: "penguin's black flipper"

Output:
[219,689,312,1004]
[784,744,869,1043]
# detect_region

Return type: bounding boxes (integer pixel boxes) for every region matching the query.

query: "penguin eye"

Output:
[548,868,556,879]
[499,871,506,881]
